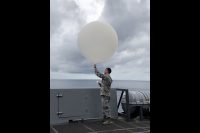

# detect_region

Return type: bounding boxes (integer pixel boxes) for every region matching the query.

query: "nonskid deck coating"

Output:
[51,117,150,133]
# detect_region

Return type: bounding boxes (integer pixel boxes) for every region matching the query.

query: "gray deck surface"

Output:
[50,117,150,133]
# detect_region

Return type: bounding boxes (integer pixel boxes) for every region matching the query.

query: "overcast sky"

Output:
[50,0,150,80]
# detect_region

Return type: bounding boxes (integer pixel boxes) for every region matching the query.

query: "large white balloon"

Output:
[78,21,118,64]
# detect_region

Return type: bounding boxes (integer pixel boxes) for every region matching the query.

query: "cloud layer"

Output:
[50,0,150,80]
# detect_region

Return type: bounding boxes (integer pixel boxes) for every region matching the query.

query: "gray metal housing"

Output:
[50,89,118,125]
[121,90,150,104]
[121,90,150,115]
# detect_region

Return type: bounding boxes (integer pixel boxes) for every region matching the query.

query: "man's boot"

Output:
[102,117,113,125]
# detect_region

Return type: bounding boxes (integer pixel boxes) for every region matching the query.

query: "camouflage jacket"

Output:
[95,67,112,97]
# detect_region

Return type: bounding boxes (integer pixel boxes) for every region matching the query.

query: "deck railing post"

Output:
[125,89,130,121]
[117,90,124,109]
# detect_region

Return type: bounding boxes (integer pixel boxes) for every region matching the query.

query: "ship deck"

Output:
[50,117,150,133]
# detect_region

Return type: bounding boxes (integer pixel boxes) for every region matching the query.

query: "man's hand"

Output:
[94,64,105,79]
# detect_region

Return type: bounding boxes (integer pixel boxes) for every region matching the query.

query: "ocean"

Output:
[50,79,150,90]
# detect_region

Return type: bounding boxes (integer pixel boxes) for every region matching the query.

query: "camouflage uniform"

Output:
[95,67,112,118]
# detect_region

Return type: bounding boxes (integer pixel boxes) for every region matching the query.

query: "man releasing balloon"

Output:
[94,64,113,124]
[78,21,118,124]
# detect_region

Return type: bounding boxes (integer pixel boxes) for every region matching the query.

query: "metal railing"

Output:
[116,88,150,121]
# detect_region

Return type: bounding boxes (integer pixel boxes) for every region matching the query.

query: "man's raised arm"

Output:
[94,64,105,79]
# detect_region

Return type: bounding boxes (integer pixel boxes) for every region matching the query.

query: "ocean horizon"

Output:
[50,79,150,90]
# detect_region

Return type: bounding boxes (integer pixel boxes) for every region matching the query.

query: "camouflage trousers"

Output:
[101,95,111,118]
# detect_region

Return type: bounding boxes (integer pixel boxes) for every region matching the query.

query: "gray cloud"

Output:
[50,0,150,80]
[99,0,150,80]
[100,0,149,42]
